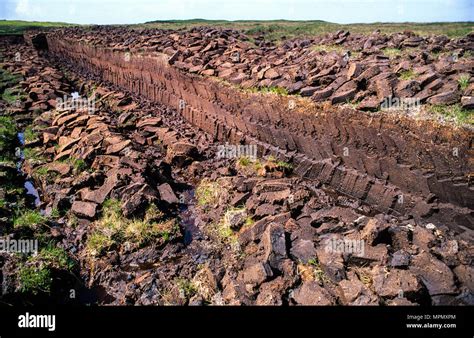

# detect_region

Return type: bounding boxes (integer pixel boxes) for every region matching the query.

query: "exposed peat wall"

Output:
[44,35,473,230]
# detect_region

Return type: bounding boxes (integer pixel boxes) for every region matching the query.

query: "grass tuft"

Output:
[458,74,470,91]
[398,69,418,80]
[86,200,177,256]
[18,265,52,294]
[13,210,46,229]
[428,104,473,125]
[196,179,225,207]
[0,116,17,151]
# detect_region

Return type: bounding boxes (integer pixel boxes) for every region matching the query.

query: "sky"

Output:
[0,0,472,25]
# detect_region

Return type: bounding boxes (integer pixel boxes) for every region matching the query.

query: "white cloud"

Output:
[15,0,44,19]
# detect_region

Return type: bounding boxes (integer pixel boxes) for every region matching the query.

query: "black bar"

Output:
[0,306,471,338]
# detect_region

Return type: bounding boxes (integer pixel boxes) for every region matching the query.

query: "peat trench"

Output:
[1,33,473,305]
[46,39,473,305]
[43,34,473,233]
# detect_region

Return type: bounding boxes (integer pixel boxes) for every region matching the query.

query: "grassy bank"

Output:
[139,19,474,40]
[0,20,75,35]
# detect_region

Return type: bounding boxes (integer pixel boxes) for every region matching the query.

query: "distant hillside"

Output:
[1,19,472,40]
[0,20,76,35]
[138,19,473,40]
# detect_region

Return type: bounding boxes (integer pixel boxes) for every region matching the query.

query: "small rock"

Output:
[243,263,273,286]
[158,183,179,204]
[262,222,287,270]
[290,239,316,264]
[372,266,422,300]
[461,96,474,109]
[316,242,346,282]
[338,273,378,305]
[225,208,247,230]
[291,281,333,305]
[71,200,97,219]
[361,217,390,245]
[409,252,457,296]
[390,250,411,268]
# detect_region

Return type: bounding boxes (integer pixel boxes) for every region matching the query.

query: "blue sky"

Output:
[0,0,472,24]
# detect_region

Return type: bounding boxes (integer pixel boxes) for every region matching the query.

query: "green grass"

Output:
[18,265,52,294]
[24,126,38,143]
[196,179,225,207]
[0,116,17,151]
[35,166,49,177]
[0,19,472,41]
[398,69,418,81]
[17,244,74,295]
[86,200,176,256]
[125,217,178,247]
[66,157,87,172]
[137,20,473,41]
[0,69,23,89]
[176,278,197,299]
[50,207,60,218]
[13,210,47,229]
[0,20,76,35]
[23,147,45,162]
[2,87,26,104]
[276,161,293,170]
[246,86,289,96]
[237,156,252,167]
[462,50,473,59]
[307,257,330,284]
[34,166,59,184]
[86,231,114,257]
[311,44,348,53]
[236,156,265,176]
[245,216,255,227]
[207,208,245,248]
[37,244,75,271]
[73,159,87,172]
[382,48,403,58]
[0,69,26,105]
[458,74,470,91]
[428,104,473,125]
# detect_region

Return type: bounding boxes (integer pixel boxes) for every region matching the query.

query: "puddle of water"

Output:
[16,132,42,208]
[178,189,200,245]
[17,132,25,146]
[24,180,41,208]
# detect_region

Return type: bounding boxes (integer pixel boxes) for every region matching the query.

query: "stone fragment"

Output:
[243,263,273,286]
[157,183,179,204]
[71,200,97,219]
[409,252,457,296]
[262,222,287,271]
[291,281,333,305]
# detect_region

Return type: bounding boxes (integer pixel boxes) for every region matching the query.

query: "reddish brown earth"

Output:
[0,28,473,306]
[43,27,473,229]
